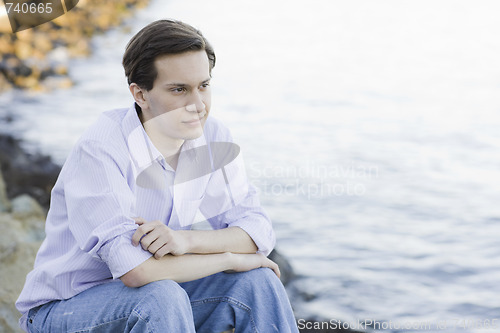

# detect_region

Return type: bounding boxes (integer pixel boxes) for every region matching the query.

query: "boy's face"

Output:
[137,50,212,141]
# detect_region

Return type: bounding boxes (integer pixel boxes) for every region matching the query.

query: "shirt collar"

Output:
[123,104,163,178]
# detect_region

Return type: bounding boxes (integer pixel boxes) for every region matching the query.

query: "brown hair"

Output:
[122,19,216,91]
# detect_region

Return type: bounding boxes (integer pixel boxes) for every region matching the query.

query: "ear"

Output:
[129,83,148,111]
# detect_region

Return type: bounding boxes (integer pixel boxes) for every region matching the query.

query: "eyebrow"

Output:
[164,78,211,87]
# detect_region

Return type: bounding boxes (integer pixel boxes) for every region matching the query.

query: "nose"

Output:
[186,91,205,113]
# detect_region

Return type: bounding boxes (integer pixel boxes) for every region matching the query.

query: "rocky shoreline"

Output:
[0,0,150,92]
[0,148,48,332]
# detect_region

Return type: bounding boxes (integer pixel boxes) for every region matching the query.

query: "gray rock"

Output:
[0,134,61,209]
[0,213,42,333]
[269,248,295,286]
[11,194,45,219]
[0,167,11,212]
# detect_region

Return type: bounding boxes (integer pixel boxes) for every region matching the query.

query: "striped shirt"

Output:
[15,104,275,331]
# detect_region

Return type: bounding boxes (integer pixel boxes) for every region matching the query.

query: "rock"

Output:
[0,168,11,212]
[14,29,33,42]
[53,63,68,76]
[0,213,43,333]
[0,34,14,54]
[11,194,45,220]
[32,32,53,54]
[0,70,13,91]
[269,248,295,286]
[67,38,91,57]
[0,134,61,209]
[14,75,38,89]
[13,40,32,60]
[0,213,23,263]
[47,47,70,64]
[0,161,46,333]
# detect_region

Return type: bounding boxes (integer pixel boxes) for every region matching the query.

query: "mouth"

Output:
[182,118,202,126]
[183,112,207,124]
[183,118,201,124]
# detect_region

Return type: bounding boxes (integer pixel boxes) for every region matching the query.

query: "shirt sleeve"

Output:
[208,181,276,256]
[64,139,152,279]
[201,119,276,256]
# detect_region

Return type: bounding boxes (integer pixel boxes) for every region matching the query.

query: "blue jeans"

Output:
[27,268,299,332]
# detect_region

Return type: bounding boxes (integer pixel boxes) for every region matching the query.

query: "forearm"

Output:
[180,226,258,254]
[120,251,280,287]
[121,252,232,287]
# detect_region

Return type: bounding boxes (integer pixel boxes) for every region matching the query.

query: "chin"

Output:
[184,128,204,140]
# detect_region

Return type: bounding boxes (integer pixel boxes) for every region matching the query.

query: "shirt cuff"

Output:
[97,229,152,279]
[230,218,276,256]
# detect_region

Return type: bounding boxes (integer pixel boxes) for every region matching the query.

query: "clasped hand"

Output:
[131,217,281,278]
[132,218,189,259]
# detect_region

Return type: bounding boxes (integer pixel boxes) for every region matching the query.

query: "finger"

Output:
[273,264,281,278]
[154,244,171,259]
[140,227,169,251]
[133,217,147,225]
[132,223,156,246]
[266,262,280,278]
[139,229,161,251]
[147,235,169,254]
[132,228,144,246]
[265,258,281,278]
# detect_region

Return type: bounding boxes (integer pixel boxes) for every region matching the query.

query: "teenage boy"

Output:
[16,19,299,332]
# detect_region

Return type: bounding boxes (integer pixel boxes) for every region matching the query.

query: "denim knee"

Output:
[128,279,195,332]
[239,267,282,288]
[135,279,191,312]
[227,268,286,300]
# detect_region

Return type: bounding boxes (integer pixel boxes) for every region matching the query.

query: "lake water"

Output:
[1,0,500,331]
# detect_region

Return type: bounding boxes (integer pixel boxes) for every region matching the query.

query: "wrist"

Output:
[223,252,236,271]
[178,230,193,254]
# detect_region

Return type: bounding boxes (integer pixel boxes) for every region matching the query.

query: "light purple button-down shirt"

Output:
[16,105,275,331]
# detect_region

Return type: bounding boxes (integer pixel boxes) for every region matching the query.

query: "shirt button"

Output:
[29,318,33,324]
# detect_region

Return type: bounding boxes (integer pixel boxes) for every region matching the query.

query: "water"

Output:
[2,0,500,331]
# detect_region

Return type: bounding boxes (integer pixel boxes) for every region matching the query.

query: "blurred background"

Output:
[1,0,500,331]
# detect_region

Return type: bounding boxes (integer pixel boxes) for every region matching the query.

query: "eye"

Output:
[170,87,186,94]
[200,82,210,89]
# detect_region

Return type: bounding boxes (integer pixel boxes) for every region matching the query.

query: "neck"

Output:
[141,114,184,169]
